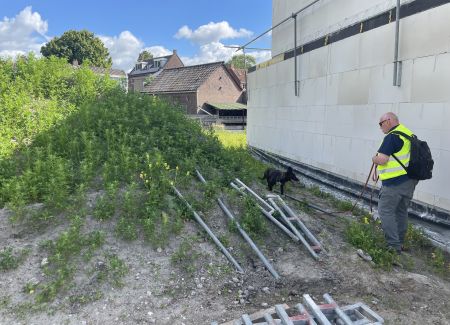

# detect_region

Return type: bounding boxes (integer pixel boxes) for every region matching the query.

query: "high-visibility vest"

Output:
[377,124,413,181]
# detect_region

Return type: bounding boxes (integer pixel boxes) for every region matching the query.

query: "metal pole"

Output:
[303,294,332,325]
[393,0,401,86]
[277,197,322,249]
[171,185,244,273]
[217,200,280,279]
[294,14,299,96]
[195,170,280,279]
[230,181,299,241]
[234,178,273,212]
[236,0,319,51]
[268,198,319,260]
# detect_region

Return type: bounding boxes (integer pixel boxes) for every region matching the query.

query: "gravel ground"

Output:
[1,180,449,325]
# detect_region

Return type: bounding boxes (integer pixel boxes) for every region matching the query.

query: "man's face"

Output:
[378,117,391,134]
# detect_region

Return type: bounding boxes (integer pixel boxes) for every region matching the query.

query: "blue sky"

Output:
[0,1,272,71]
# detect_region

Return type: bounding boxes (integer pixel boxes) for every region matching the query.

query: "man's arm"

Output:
[372,153,389,165]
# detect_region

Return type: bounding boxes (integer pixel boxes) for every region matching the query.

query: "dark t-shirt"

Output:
[378,125,409,186]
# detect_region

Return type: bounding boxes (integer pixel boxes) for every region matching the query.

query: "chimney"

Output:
[173,49,177,55]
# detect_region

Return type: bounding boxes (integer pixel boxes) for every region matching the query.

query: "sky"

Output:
[0,1,273,71]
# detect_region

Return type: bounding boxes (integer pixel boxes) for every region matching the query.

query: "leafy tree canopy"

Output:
[138,50,153,61]
[41,30,112,68]
[226,54,256,69]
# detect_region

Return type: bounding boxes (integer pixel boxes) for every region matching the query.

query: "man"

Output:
[372,112,418,254]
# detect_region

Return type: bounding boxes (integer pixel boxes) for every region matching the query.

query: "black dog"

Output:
[261,166,299,194]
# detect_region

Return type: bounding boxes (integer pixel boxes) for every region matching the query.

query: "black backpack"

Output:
[391,131,434,180]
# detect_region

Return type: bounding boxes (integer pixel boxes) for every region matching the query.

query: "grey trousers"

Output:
[378,178,418,251]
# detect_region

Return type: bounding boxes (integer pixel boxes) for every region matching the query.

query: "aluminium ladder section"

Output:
[195,169,280,279]
[231,178,321,260]
[267,194,323,259]
[212,293,384,325]
[230,179,298,242]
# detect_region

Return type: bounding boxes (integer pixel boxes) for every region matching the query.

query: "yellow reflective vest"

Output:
[377,124,413,181]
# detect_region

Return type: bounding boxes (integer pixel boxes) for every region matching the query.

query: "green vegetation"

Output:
[0,247,29,271]
[41,29,112,67]
[137,50,154,61]
[96,254,128,287]
[36,216,104,303]
[0,54,268,312]
[345,217,398,269]
[346,217,450,275]
[226,54,256,69]
[0,54,117,158]
[171,238,200,274]
[214,129,247,148]
[239,197,267,237]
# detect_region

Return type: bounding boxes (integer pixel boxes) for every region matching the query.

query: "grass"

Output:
[345,216,450,275]
[35,216,105,303]
[170,238,200,274]
[213,129,247,148]
[0,247,30,271]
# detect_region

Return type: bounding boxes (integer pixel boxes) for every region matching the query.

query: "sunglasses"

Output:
[378,119,390,127]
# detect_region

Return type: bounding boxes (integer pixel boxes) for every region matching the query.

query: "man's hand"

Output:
[372,153,389,165]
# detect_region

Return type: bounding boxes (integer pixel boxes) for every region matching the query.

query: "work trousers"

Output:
[378,178,418,252]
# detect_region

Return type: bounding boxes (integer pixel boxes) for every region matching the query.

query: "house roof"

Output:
[226,66,246,86]
[128,52,176,77]
[145,61,225,93]
[206,102,247,110]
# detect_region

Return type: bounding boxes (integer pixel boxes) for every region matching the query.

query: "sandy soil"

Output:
[0,181,449,325]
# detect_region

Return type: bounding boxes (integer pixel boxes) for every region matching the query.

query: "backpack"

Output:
[391,131,434,180]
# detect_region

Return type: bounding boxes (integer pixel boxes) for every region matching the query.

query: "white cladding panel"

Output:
[249,2,450,211]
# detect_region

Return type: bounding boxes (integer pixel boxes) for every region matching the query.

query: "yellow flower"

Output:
[186,171,190,176]
[363,217,369,224]
[176,166,179,171]
[169,181,174,186]
[29,290,34,294]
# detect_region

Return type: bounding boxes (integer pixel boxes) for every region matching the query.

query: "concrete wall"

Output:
[248,1,450,211]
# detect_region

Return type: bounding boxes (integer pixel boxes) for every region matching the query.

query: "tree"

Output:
[41,30,112,68]
[138,50,153,61]
[226,54,256,69]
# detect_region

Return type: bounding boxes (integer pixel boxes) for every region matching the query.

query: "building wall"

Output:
[248,1,450,211]
[165,52,184,69]
[153,92,198,114]
[197,67,243,110]
[129,75,148,93]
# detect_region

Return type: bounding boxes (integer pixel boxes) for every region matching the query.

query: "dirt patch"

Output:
[1,182,449,325]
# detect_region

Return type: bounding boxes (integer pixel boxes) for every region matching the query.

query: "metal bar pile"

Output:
[212,293,384,325]
[231,178,323,260]
[171,185,244,273]
[195,170,280,279]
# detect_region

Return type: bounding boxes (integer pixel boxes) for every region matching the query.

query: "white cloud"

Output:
[0,6,49,58]
[175,21,252,45]
[99,31,143,72]
[181,41,271,66]
[142,46,172,58]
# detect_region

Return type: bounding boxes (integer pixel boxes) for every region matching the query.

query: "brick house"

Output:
[143,61,244,117]
[128,50,183,92]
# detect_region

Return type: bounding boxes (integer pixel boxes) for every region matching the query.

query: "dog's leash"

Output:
[350,162,378,214]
